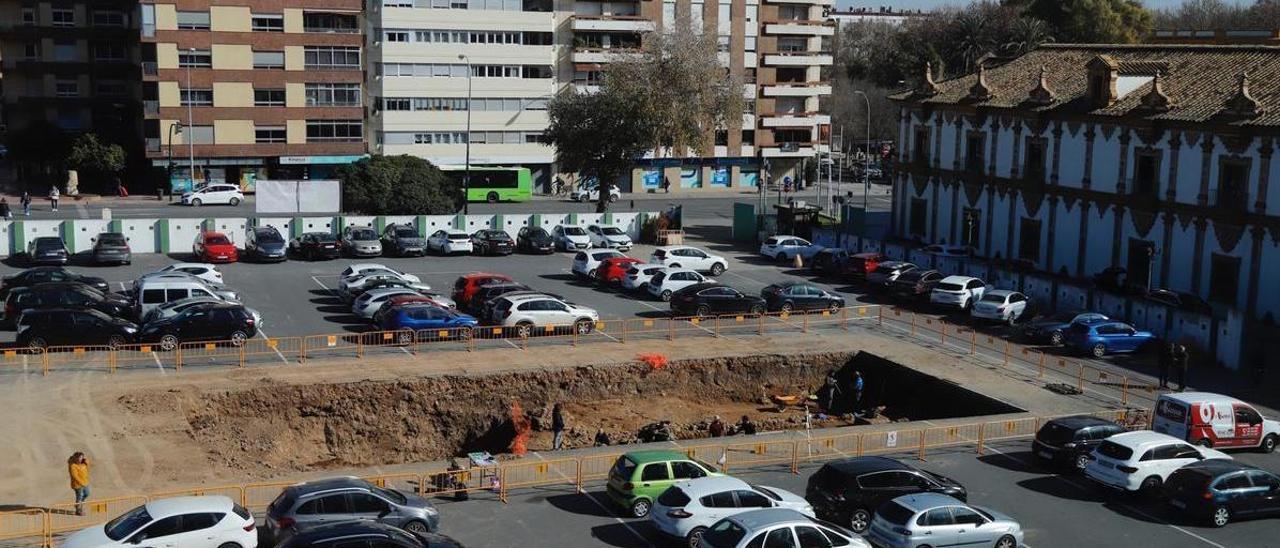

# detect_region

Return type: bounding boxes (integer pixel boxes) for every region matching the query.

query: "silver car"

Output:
[867,493,1023,548]
[264,477,440,542]
[341,226,383,257]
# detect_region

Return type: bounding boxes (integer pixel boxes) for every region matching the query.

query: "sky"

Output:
[836,0,1252,10]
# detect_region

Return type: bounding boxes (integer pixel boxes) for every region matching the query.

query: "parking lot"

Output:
[435,439,1280,548]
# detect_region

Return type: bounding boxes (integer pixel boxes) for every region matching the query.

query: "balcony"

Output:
[570,15,655,33]
[763,52,833,66]
[762,83,832,97]
[764,21,836,36]
[760,113,830,128]
[571,48,640,64]
[761,143,818,157]
[143,100,159,116]
[142,62,157,77]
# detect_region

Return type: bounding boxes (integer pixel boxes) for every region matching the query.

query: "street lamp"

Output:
[458,54,473,215]
[186,47,196,192]
[167,121,184,200]
[852,90,872,212]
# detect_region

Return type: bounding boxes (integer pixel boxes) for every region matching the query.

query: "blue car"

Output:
[1063,319,1155,358]
[378,304,477,337]
[1022,311,1109,345]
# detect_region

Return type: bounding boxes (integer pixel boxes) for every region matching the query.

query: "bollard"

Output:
[841,306,849,331]
[976,423,986,455]
[970,329,977,355]
[939,323,946,345]
[1077,363,1085,392]
[917,430,927,461]
[109,350,117,374]
[42,350,49,376]
[911,313,917,336]
[802,310,809,333]
[1003,340,1010,366]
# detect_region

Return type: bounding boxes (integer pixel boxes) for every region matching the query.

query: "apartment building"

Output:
[0,0,141,147]
[139,0,365,189]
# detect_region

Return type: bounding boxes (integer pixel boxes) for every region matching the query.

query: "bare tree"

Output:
[1155,0,1251,29]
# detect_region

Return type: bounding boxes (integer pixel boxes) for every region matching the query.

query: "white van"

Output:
[1153,392,1280,453]
[134,278,239,319]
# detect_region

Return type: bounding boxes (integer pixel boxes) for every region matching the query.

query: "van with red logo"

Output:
[1153,392,1279,453]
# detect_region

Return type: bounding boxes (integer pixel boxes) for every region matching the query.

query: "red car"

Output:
[451,272,514,304]
[845,252,886,281]
[193,231,238,263]
[597,257,644,285]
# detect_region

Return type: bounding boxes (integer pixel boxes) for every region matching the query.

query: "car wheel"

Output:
[995,535,1017,548]
[780,302,794,313]
[1091,343,1107,358]
[217,543,241,548]
[686,526,708,548]
[1261,434,1278,453]
[828,300,842,311]
[587,268,597,279]
[516,322,533,338]
[709,262,725,276]
[27,337,47,350]
[630,498,651,518]
[191,198,202,207]
[695,305,710,317]
[1049,330,1064,346]
[578,194,590,203]
[486,192,499,203]
[750,304,765,315]
[229,197,241,206]
[849,509,871,534]
[776,252,788,262]
[659,290,672,302]
[229,331,248,346]
[1006,313,1019,327]
[107,335,127,350]
[1211,506,1230,528]
[1072,452,1091,471]
[397,331,414,345]
[160,334,179,351]
[575,319,593,335]
[402,520,430,535]
[1140,475,1162,494]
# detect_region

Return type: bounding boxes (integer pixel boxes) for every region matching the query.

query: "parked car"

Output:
[1032,415,1127,471]
[373,294,454,326]
[153,263,224,286]
[760,282,844,313]
[244,225,288,262]
[478,290,562,325]
[7,282,132,319]
[17,308,138,349]
[275,521,461,548]
[193,231,238,263]
[134,277,238,318]
[1021,311,1109,346]
[1152,392,1280,452]
[61,496,256,548]
[340,272,432,303]
[383,224,428,257]
[699,509,867,548]
[597,257,644,285]
[572,249,625,279]
[470,229,515,256]
[805,456,967,534]
[341,264,421,285]
[377,305,478,341]
[621,263,666,292]
[353,287,425,319]
[647,269,714,301]
[340,226,383,257]
[451,272,514,305]
[516,226,554,254]
[138,303,258,350]
[552,225,592,251]
[1164,459,1280,527]
[264,476,440,542]
[759,236,822,262]
[922,244,976,258]
[888,269,943,301]
[144,296,261,326]
[928,275,987,310]
[1062,319,1156,358]
[570,183,620,203]
[1147,288,1214,315]
[289,232,341,261]
[464,282,530,314]
[606,450,725,518]
[650,476,814,546]
[492,293,599,337]
[181,184,244,206]
[338,266,423,301]
[26,236,69,266]
[427,230,473,255]
[810,248,851,277]
[90,232,131,265]
[651,246,728,276]
[866,261,915,287]
[969,289,1030,325]
[587,225,633,251]
[1,267,108,298]
[867,493,1022,548]
[669,283,766,317]
[1084,430,1231,494]
[846,252,887,282]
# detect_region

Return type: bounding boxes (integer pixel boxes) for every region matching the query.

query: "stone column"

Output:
[1006,190,1019,260]
[952,119,964,171]
[1159,212,1175,287]
[1197,137,1214,206]
[1050,122,1064,185]
[1045,196,1059,271]
[1076,202,1091,277]
[930,180,940,243]
[932,116,943,169]
[1166,131,1182,202]
[987,120,999,176]
[1190,217,1208,293]
[951,183,962,243]
[1116,130,1131,194]
[1110,206,1125,267]
[1010,123,1024,179]
[1082,125,1097,189]
[984,189,995,255]
[1256,138,1273,213]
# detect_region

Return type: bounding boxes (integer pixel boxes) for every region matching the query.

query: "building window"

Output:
[254,89,285,106]
[95,81,127,97]
[742,130,755,146]
[53,39,76,62]
[1217,158,1249,212]
[255,126,287,143]
[179,49,212,68]
[913,126,929,165]
[304,46,361,69]
[176,11,211,30]
[413,132,466,144]
[1024,138,1045,183]
[92,43,127,62]
[304,12,359,33]
[306,120,363,142]
[186,125,214,144]
[180,88,214,106]
[714,130,729,147]
[383,98,411,111]
[522,65,554,79]
[909,198,928,238]
[92,10,126,27]
[965,133,985,174]
[55,79,79,98]
[1018,218,1041,263]
[777,37,807,52]
[21,7,35,25]
[22,43,40,60]
[251,14,284,32]
[305,83,362,106]
[51,8,75,27]
[1208,254,1240,305]
[252,51,285,69]
[1134,151,1160,199]
[385,31,410,42]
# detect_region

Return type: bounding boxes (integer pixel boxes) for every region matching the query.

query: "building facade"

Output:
[889,44,1280,321]
[138,0,365,189]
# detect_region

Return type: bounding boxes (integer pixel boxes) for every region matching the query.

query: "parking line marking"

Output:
[531,453,655,548]
[311,276,336,295]
[256,327,290,364]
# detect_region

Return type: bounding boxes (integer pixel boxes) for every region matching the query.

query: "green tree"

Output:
[545,91,654,214]
[336,155,460,215]
[1012,0,1152,43]
[67,133,127,190]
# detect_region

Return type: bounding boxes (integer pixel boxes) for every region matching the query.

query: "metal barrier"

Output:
[578,453,623,485]
[243,481,297,513]
[146,485,246,504]
[498,458,580,502]
[0,508,46,546]
[47,495,147,536]
[362,473,424,496]
[0,347,46,376]
[722,439,797,473]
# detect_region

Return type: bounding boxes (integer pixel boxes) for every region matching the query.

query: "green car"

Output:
[605,450,725,518]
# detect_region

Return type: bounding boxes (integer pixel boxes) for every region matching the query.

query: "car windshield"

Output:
[313,233,337,243]
[563,227,586,236]
[602,227,624,235]
[104,505,151,541]
[255,230,284,243]
[35,239,63,250]
[1096,440,1134,461]
[99,235,127,246]
[876,501,915,525]
[350,229,377,240]
[395,228,417,238]
[700,519,746,548]
[205,235,230,245]
[751,485,782,501]
[448,233,469,240]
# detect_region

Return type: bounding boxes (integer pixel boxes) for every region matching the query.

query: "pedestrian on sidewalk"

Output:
[1173,343,1190,391]
[1157,341,1173,389]
[851,371,864,412]
[49,185,59,212]
[662,176,671,194]
[708,415,725,437]
[551,403,565,450]
[68,452,90,515]
[21,192,31,216]
[0,198,11,221]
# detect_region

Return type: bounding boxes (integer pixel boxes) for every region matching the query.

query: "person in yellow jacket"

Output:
[68,452,90,515]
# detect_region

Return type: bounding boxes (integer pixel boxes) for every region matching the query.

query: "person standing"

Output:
[593,428,611,447]
[1174,343,1190,392]
[852,371,865,412]
[551,403,565,450]
[738,415,757,435]
[1157,342,1173,389]
[49,185,60,212]
[21,191,31,216]
[708,416,725,437]
[0,198,10,221]
[68,452,90,515]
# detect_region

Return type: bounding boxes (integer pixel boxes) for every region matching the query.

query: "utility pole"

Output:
[853,91,871,213]
[458,54,473,215]
[186,48,196,191]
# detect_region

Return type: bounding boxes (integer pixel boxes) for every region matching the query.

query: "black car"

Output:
[1164,459,1280,527]
[471,229,515,256]
[90,232,131,265]
[888,269,944,300]
[0,267,109,298]
[383,223,427,257]
[1031,415,1126,471]
[8,282,132,320]
[670,283,766,317]
[517,226,554,254]
[289,232,341,261]
[138,303,257,350]
[1021,311,1109,345]
[276,521,463,548]
[810,248,851,277]
[760,282,845,312]
[805,456,967,534]
[245,226,288,262]
[26,236,69,266]
[1146,288,1214,315]
[16,308,138,349]
[466,282,532,314]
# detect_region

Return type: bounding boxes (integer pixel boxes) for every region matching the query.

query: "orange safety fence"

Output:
[0,347,46,375]
[0,509,46,545]
[795,432,862,463]
[243,481,297,513]
[145,485,246,504]
[722,439,797,472]
[498,458,581,502]
[578,453,624,484]
[40,345,113,375]
[362,473,425,496]
[47,495,148,536]
[420,466,502,499]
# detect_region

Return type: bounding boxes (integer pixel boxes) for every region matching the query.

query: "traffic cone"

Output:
[793,253,804,269]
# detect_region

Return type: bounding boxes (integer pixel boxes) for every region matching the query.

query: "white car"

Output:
[152,263,223,285]
[572,249,625,279]
[587,225,632,251]
[353,287,423,319]
[143,296,260,325]
[553,225,592,251]
[646,268,713,301]
[427,230,474,255]
[181,184,244,206]
[650,477,814,546]
[700,509,869,548]
[651,246,728,276]
[922,244,976,258]
[621,263,666,292]
[570,183,620,203]
[1085,430,1231,494]
[929,275,987,309]
[492,293,600,338]
[759,236,823,262]
[61,495,257,548]
[969,289,1029,325]
[337,268,425,301]
[339,263,419,282]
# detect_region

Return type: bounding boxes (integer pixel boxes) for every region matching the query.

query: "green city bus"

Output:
[440,166,533,203]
